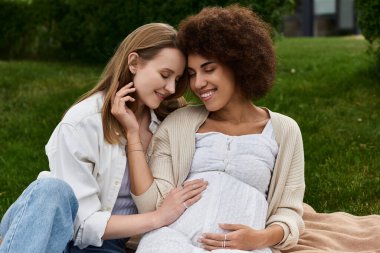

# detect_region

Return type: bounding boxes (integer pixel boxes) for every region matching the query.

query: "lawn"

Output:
[0,37,379,218]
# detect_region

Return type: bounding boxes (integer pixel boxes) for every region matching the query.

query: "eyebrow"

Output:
[161,68,183,78]
[200,61,215,68]
[160,68,174,73]
[188,61,215,71]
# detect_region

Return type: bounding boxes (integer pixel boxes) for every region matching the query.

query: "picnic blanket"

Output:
[282,203,380,253]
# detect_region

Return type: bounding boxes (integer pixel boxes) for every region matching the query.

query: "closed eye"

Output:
[161,73,170,79]
[187,69,195,77]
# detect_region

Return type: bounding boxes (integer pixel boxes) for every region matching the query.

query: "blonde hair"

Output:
[73,23,188,144]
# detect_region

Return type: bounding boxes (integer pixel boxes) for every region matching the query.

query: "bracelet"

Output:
[127,149,145,153]
[127,141,142,146]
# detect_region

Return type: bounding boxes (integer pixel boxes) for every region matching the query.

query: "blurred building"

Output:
[282,0,358,37]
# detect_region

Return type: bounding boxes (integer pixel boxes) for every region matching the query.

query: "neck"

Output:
[134,102,148,122]
[211,103,252,123]
[210,99,266,124]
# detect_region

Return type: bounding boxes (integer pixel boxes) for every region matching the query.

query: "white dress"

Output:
[137,121,279,253]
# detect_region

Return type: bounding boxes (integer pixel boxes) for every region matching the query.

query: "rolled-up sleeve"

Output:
[45,122,110,248]
[75,210,111,248]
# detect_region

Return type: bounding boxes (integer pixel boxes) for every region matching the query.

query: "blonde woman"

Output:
[0,23,206,253]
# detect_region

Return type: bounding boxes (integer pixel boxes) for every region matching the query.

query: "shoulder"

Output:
[268,110,302,141]
[269,111,299,128]
[46,92,105,152]
[61,92,104,128]
[152,105,208,140]
[161,104,208,126]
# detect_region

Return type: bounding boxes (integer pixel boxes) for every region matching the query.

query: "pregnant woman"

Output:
[121,5,305,253]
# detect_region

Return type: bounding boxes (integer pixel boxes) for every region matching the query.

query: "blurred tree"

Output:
[0,0,296,62]
[0,1,32,58]
[356,0,380,70]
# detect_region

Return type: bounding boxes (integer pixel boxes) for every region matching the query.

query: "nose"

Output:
[193,74,207,90]
[165,79,176,95]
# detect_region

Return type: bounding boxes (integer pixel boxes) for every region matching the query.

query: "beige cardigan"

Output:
[132,105,305,251]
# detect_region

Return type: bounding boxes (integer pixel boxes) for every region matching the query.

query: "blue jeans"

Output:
[0,178,127,253]
[65,239,128,253]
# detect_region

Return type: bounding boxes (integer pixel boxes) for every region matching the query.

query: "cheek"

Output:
[189,79,196,92]
[133,73,151,91]
[132,73,142,88]
[131,78,148,99]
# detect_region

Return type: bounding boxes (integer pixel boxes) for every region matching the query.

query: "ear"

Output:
[128,52,139,74]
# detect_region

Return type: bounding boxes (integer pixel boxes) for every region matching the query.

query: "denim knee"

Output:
[36,178,74,197]
[0,178,79,252]
[35,178,78,215]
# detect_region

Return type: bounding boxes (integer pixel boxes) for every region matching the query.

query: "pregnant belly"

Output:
[168,171,268,246]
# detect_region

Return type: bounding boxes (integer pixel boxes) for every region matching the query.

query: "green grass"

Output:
[0,61,101,215]
[0,37,379,218]
[261,37,380,214]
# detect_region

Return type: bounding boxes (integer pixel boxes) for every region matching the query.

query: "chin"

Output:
[204,103,221,112]
[146,101,160,110]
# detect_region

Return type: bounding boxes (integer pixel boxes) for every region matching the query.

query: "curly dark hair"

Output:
[177,4,276,100]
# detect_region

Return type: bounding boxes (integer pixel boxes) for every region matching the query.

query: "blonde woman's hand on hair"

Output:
[111,82,139,134]
[155,179,208,226]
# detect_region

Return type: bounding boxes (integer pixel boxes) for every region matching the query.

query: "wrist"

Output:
[126,131,140,143]
[245,229,269,250]
[151,210,165,229]
[260,229,272,248]
[261,225,284,247]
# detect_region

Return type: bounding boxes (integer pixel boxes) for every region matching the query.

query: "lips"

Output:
[155,91,167,101]
[199,89,216,102]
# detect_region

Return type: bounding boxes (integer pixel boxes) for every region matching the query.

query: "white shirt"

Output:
[38,91,160,249]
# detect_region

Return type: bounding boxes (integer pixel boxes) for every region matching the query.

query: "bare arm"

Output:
[102,212,162,240]
[109,82,153,195]
[126,132,154,196]
[103,180,207,240]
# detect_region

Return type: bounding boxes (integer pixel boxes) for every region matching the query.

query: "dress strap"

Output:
[261,120,273,136]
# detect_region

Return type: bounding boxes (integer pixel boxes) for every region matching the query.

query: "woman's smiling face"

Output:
[187,54,241,112]
[132,47,186,109]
